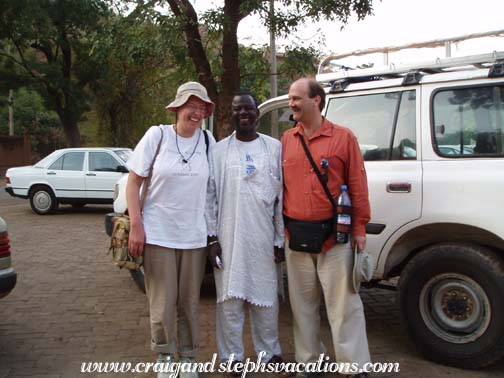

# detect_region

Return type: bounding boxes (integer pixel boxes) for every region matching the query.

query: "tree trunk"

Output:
[61,117,81,147]
[167,0,247,140]
[50,87,81,147]
[108,106,119,146]
[216,0,242,140]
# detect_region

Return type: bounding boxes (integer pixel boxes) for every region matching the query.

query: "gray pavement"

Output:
[0,187,503,378]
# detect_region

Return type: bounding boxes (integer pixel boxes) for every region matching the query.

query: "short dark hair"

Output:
[234,91,260,109]
[307,79,325,112]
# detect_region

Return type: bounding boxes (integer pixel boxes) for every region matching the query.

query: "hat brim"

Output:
[352,249,373,293]
[166,93,215,118]
[352,251,361,293]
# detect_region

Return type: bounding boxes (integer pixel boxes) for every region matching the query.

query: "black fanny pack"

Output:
[286,217,333,254]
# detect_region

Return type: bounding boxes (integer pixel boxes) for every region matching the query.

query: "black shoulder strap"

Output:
[203,129,209,155]
[297,133,337,211]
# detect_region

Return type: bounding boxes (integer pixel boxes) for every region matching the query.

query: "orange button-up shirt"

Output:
[281,118,370,245]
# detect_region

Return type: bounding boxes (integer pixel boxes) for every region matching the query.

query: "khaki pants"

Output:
[143,244,206,357]
[285,241,371,371]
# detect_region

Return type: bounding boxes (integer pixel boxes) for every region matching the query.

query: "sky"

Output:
[191,0,504,68]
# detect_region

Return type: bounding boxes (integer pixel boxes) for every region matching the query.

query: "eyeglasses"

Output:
[184,103,207,114]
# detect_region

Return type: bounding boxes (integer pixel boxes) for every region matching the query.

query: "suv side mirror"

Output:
[116,165,129,173]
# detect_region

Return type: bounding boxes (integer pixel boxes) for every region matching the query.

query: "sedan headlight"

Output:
[113,183,119,201]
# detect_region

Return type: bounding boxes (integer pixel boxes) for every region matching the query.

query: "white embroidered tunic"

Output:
[206,133,284,307]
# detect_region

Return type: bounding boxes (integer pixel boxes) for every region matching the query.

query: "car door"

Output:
[46,151,86,199]
[85,151,124,200]
[324,87,422,264]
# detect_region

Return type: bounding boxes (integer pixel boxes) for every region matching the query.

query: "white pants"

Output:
[216,298,282,362]
[286,242,371,370]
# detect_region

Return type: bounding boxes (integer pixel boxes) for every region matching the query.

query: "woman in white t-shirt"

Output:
[126,82,216,378]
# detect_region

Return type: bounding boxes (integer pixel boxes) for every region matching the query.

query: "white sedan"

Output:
[5,147,131,215]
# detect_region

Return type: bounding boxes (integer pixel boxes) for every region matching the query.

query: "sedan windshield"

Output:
[114,149,132,163]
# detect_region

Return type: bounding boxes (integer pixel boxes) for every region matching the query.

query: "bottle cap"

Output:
[341,184,348,191]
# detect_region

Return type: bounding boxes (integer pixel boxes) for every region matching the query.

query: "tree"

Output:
[0,0,110,146]
[89,12,186,146]
[278,46,323,93]
[0,87,63,160]
[157,0,374,139]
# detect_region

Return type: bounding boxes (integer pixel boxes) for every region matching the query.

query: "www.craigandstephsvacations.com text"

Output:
[81,352,400,376]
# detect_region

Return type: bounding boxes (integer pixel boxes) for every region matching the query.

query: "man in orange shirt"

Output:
[282,78,371,378]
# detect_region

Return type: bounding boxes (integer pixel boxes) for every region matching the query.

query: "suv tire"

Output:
[398,243,504,368]
[29,185,58,215]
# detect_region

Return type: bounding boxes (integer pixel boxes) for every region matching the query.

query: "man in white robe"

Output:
[206,93,288,374]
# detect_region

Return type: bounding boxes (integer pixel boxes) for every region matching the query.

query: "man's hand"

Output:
[274,246,285,263]
[208,238,223,269]
[351,235,366,253]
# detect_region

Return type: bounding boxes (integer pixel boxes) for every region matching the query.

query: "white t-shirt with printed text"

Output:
[127,124,215,249]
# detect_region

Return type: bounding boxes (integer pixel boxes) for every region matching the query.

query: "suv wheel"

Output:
[29,185,58,215]
[398,243,504,368]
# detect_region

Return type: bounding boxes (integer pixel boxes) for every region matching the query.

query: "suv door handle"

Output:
[387,182,412,193]
[86,173,96,176]
[46,172,56,175]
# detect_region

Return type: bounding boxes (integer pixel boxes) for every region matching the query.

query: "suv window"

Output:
[257,105,294,139]
[325,90,417,161]
[89,152,121,172]
[48,152,85,171]
[433,85,504,157]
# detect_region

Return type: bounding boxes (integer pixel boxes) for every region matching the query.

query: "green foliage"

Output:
[278,46,322,92]
[250,0,374,37]
[89,11,196,146]
[238,45,271,102]
[0,0,375,145]
[0,0,111,146]
[0,88,64,160]
[155,0,373,138]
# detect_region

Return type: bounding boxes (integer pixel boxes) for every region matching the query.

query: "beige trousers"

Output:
[143,244,206,357]
[285,241,371,370]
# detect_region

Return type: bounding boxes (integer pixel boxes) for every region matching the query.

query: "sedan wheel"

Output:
[29,186,58,215]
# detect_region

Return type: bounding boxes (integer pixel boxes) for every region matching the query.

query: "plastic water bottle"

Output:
[336,185,351,244]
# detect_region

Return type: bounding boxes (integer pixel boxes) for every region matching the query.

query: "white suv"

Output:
[258,52,504,369]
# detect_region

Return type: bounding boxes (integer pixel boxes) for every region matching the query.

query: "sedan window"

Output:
[89,152,121,172]
[49,152,85,171]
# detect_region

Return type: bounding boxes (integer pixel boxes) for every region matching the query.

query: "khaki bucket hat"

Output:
[166,81,215,118]
[352,246,374,293]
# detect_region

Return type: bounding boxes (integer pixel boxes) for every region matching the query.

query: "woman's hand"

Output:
[128,222,145,257]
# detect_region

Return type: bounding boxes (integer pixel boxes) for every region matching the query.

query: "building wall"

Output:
[0,134,31,177]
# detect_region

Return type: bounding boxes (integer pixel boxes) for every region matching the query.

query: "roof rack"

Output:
[316,29,504,86]
[317,51,504,85]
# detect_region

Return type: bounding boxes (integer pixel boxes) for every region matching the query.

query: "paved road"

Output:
[0,187,503,378]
